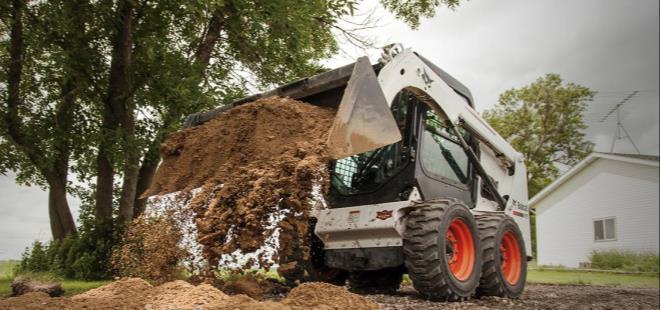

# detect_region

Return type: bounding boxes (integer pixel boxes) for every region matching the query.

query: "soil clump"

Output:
[222,277,289,300]
[10,276,63,297]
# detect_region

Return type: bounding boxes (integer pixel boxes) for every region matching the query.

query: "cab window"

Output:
[420,109,470,184]
[331,92,412,194]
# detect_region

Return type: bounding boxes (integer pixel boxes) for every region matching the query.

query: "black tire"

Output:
[475,214,527,298]
[348,267,404,294]
[403,199,482,301]
[279,218,347,286]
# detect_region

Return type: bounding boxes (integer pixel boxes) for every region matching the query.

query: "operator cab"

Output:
[328,89,478,208]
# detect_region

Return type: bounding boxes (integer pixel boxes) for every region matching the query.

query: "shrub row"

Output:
[589,249,659,273]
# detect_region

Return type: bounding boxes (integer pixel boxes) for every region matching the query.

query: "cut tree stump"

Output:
[10,276,64,297]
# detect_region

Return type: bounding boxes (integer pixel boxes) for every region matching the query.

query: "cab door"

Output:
[415,103,475,206]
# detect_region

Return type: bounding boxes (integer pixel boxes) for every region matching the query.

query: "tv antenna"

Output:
[599,91,640,154]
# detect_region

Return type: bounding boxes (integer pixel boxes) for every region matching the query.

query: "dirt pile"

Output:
[0,292,75,310]
[145,97,336,273]
[0,279,378,310]
[147,280,231,309]
[71,278,153,308]
[283,282,379,310]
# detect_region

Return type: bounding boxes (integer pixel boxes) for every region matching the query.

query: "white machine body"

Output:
[315,47,532,257]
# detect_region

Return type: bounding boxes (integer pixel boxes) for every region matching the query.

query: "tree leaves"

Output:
[483,73,595,197]
[380,0,461,29]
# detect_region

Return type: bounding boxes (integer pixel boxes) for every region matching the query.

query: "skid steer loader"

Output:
[182,44,531,300]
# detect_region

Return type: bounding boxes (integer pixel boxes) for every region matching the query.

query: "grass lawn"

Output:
[0,261,17,278]
[0,260,18,297]
[0,260,109,297]
[528,269,659,288]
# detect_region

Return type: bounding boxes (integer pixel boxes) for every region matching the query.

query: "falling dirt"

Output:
[144,97,336,274]
[0,279,379,310]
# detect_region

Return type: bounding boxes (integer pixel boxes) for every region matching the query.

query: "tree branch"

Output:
[4,0,47,174]
[193,10,224,68]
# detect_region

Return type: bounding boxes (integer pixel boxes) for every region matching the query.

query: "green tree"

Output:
[2,0,466,242]
[483,73,595,197]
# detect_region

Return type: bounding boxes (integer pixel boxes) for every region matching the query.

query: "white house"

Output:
[531,152,659,268]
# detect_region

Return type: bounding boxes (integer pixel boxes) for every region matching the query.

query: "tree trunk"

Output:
[6,0,80,240]
[46,176,77,240]
[133,142,160,218]
[48,192,65,241]
[195,12,224,70]
[118,111,139,224]
[94,150,115,222]
[96,0,135,224]
[47,77,79,240]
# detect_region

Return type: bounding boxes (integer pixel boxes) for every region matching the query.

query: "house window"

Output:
[594,217,616,241]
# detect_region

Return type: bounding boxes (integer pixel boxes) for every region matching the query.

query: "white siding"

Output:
[536,158,659,267]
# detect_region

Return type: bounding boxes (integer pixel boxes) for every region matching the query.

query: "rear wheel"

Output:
[348,267,404,294]
[475,214,527,298]
[403,199,481,301]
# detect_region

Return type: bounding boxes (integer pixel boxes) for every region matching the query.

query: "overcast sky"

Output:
[1,0,658,260]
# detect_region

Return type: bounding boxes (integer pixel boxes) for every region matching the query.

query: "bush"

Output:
[589,249,659,273]
[19,241,49,273]
[16,219,119,281]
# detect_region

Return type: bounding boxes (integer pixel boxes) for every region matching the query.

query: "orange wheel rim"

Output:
[500,230,522,285]
[445,218,475,281]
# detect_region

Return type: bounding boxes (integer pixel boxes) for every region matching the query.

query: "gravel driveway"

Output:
[365,284,659,309]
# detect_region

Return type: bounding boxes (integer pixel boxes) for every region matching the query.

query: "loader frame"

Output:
[315,47,531,272]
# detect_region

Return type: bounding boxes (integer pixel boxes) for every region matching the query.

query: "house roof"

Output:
[606,152,659,162]
[529,152,659,207]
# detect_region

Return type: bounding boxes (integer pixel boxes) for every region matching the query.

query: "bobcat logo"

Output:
[376,210,393,220]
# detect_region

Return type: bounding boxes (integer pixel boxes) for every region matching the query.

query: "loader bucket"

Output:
[325,57,402,159]
[183,56,403,160]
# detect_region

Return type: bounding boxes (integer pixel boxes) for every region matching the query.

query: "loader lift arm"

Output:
[449,120,508,210]
[377,48,522,210]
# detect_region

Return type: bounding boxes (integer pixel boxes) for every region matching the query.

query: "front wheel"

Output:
[403,199,482,301]
[475,214,527,298]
